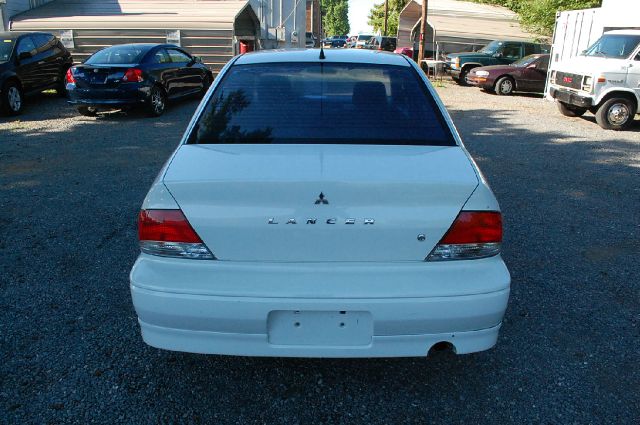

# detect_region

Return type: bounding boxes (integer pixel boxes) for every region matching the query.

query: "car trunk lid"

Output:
[163,144,479,262]
[72,64,134,89]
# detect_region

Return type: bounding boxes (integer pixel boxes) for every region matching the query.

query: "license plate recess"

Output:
[267,310,373,346]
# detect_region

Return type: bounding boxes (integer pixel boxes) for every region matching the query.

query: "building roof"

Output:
[398,0,540,48]
[10,0,250,30]
[234,48,413,66]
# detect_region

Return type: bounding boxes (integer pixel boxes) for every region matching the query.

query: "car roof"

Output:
[234,49,411,67]
[604,29,640,36]
[100,43,180,50]
[0,31,53,40]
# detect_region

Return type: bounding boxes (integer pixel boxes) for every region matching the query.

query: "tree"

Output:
[368,0,409,36]
[323,0,350,36]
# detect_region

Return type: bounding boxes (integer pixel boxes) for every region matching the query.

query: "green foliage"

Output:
[468,0,602,35]
[368,0,410,36]
[323,0,350,36]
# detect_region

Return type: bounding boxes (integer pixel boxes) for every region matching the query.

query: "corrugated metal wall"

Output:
[9,0,257,75]
[40,28,234,72]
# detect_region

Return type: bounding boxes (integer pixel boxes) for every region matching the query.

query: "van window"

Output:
[188,63,455,146]
[585,34,640,59]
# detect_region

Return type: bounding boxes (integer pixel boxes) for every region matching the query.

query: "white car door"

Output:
[627,49,640,101]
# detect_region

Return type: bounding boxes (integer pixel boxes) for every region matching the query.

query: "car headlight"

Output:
[475,71,489,77]
[582,76,593,92]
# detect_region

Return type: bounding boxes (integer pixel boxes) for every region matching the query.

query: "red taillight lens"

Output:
[65,67,75,84]
[440,211,502,244]
[123,68,144,82]
[138,209,202,243]
[427,211,502,261]
[138,209,215,259]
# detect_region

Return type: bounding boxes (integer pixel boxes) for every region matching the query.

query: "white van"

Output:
[548,30,640,130]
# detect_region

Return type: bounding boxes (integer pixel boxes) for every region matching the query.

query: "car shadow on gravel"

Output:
[0,91,202,124]
[2,101,639,423]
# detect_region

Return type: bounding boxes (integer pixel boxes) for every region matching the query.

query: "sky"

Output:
[348,0,375,34]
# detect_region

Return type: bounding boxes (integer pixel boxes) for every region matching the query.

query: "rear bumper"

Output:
[130,255,511,357]
[549,87,593,108]
[67,83,150,108]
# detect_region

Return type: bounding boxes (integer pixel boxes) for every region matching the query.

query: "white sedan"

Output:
[130,49,511,358]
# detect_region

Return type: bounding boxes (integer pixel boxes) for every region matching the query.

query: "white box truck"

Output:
[548,29,640,130]
[545,0,640,130]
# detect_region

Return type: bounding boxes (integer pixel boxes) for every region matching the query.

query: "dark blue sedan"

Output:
[66,43,212,117]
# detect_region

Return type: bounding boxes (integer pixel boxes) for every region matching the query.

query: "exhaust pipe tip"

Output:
[428,341,456,356]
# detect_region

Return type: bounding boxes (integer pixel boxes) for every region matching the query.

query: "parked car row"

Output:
[440,33,639,130]
[0,31,213,118]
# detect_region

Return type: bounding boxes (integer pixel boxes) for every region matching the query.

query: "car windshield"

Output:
[479,41,503,55]
[358,35,373,41]
[584,34,640,59]
[0,38,15,63]
[188,62,454,146]
[85,45,147,64]
[511,55,538,67]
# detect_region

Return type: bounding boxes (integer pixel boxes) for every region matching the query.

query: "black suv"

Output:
[445,40,550,85]
[0,32,73,115]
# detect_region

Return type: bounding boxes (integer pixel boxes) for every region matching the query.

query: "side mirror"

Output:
[527,63,537,69]
[194,56,202,63]
[18,51,32,61]
[493,52,503,58]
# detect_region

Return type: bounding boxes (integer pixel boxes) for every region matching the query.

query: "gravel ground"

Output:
[1,84,639,424]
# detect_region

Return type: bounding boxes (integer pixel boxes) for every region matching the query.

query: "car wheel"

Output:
[495,76,514,95]
[595,97,636,131]
[1,81,23,115]
[557,101,587,117]
[77,106,98,117]
[148,85,167,117]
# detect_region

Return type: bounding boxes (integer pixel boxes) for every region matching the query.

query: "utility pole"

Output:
[383,0,389,36]
[417,0,428,64]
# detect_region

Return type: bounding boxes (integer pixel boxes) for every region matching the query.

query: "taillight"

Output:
[138,209,215,259]
[426,211,502,261]
[65,67,76,84]
[123,68,144,82]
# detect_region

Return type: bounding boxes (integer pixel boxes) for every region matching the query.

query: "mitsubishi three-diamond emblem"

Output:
[314,192,329,205]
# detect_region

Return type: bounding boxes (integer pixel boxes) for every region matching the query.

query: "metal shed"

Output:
[9,0,260,75]
[398,0,540,57]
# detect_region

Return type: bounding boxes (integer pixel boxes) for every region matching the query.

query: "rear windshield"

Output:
[86,45,147,64]
[188,62,454,146]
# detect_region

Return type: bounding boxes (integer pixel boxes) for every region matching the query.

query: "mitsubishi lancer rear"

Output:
[129,49,511,358]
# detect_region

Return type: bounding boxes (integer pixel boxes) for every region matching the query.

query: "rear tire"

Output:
[147,85,166,117]
[557,101,586,117]
[1,80,23,115]
[595,97,636,131]
[495,76,514,96]
[77,106,98,117]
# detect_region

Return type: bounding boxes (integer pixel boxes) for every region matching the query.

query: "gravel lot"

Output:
[1,83,639,424]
